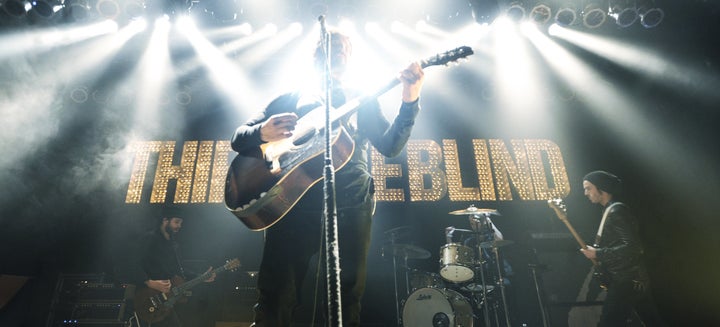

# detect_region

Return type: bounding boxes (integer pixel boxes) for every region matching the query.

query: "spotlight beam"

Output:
[178,16,255,111]
[550,26,720,102]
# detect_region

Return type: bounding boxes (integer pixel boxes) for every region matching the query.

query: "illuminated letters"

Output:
[125,140,231,204]
[126,139,569,204]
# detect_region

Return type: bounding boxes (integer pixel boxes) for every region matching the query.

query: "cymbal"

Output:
[448,207,499,216]
[478,239,515,249]
[384,225,412,236]
[446,228,474,233]
[383,243,431,259]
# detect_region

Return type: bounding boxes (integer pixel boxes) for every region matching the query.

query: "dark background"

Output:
[1,0,720,326]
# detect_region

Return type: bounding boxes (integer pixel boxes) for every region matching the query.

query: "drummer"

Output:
[468,213,504,242]
[463,214,514,286]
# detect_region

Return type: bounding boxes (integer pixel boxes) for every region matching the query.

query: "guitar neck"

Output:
[559,219,599,266]
[307,50,467,139]
[548,200,600,267]
[174,266,227,293]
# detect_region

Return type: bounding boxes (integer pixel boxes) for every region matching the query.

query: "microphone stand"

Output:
[318,15,342,327]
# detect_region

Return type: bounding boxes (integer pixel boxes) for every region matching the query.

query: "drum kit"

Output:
[383,205,515,327]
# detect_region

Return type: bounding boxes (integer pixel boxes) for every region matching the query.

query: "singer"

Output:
[230,28,425,326]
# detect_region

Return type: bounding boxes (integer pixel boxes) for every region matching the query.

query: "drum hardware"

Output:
[383,226,430,326]
[383,243,432,260]
[444,205,514,327]
[460,283,495,293]
[478,239,515,249]
[528,263,551,327]
[490,244,513,327]
[382,243,431,296]
[408,270,445,292]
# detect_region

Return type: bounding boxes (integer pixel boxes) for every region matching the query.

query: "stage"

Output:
[1,0,720,326]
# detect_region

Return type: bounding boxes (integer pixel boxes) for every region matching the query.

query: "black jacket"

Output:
[595,202,649,283]
[230,90,419,210]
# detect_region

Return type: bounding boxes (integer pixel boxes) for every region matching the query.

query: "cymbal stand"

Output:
[471,213,493,327]
[492,245,512,327]
[472,212,512,326]
[475,246,492,327]
[529,263,550,327]
[403,255,411,296]
[385,230,402,326]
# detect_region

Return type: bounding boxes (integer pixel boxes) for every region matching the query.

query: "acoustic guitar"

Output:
[225,46,474,230]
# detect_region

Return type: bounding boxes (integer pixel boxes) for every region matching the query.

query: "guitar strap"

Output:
[594,202,622,246]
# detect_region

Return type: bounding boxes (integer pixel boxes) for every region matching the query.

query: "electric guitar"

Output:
[225,46,474,231]
[134,258,240,323]
[547,199,609,289]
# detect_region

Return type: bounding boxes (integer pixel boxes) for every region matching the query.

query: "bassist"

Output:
[580,171,665,327]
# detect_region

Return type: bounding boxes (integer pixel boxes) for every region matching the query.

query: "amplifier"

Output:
[53,322,127,327]
[59,282,134,303]
[52,302,126,321]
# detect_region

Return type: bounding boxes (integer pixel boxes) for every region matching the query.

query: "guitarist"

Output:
[121,206,215,326]
[580,171,665,327]
[230,29,424,327]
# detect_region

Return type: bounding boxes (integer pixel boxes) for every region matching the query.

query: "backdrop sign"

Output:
[125,138,570,204]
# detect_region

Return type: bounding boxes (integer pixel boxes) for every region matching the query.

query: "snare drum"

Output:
[402,287,474,327]
[439,243,475,283]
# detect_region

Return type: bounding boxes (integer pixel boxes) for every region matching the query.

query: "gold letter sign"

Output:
[126,139,569,204]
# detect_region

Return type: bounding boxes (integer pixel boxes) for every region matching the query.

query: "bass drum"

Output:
[402,287,473,327]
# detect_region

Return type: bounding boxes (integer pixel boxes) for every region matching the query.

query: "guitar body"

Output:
[133,276,185,323]
[133,259,240,324]
[225,126,355,230]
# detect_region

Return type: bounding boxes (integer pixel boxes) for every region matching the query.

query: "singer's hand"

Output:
[399,61,425,103]
[260,113,298,142]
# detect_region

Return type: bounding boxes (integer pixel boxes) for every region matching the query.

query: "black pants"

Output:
[599,279,665,327]
[252,200,374,327]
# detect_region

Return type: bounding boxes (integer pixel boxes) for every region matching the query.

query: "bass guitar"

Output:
[225,46,474,230]
[134,258,240,323]
[547,199,609,289]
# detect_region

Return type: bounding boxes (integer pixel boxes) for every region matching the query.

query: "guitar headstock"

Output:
[547,198,569,222]
[421,46,474,68]
[223,258,241,272]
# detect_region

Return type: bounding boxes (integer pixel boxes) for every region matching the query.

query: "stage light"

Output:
[638,0,663,28]
[95,0,120,20]
[554,4,578,27]
[609,0,638,28]
[468,0,499,24]
[28,0,63,24]
[63,0,91,22]
[528,3,551,25]
[582,2,606,29]
[505,1,525,22]
[1,0,32,19]
[123,0,144,20]
[201,0,238,24]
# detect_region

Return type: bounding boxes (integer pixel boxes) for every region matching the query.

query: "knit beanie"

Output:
[583,170,622,196]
